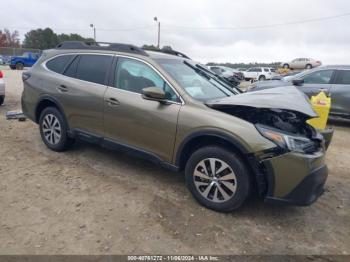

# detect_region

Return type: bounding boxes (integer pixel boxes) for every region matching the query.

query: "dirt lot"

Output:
[0,66,349,255]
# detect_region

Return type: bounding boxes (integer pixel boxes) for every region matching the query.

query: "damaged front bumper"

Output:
[262,150,328,206]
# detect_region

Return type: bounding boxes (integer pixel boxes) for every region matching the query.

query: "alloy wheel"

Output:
[193,158,237,203]
[42,114,62,145]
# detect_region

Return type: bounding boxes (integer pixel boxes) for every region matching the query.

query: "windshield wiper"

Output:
[183,60,211,80]
[183,60,242,95]
[195,64,236,88]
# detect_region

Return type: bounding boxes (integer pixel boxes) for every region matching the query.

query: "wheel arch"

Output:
[175,131,266,197]
[175,131,251,171]
[35,95,67,125]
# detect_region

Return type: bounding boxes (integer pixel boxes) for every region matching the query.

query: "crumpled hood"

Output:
[206,86,317,118]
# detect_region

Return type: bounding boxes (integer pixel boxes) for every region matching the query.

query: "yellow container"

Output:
[307,91,331,130]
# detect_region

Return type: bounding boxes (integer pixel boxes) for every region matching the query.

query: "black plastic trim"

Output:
[35,95,68,124]
[175,130,249,167]
[265,165,328,206]
[72,129,178,172]
[56,41,149,57]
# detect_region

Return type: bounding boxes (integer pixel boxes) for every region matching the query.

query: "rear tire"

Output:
[0,96,4,106]
[39,107,75,152]
[259,75,266,81]
[16,62,24,70]
[305,64,312,69]
[185,146,250,212]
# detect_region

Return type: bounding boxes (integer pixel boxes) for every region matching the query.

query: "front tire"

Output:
[283,64,289,69]
[39,107,75,152]
[185,146,250,212]
[16,62,24,70]
[305,64,312,69]
[0,96,4,106]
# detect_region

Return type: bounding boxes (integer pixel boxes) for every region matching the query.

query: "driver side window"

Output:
[303,70,334,84]
[115,58,180,102]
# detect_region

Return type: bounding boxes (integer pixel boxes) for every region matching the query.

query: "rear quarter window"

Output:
[335,70,350,85]
[46,55,74,74]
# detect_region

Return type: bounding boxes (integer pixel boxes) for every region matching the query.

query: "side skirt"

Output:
[71,129,180,173]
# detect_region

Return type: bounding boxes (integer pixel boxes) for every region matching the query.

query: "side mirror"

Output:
[142,87,166,101]
[292,79,304,86]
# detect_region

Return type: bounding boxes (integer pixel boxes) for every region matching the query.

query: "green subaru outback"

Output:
[21,41,330,212]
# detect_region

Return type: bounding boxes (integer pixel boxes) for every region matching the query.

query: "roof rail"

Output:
[143,47,191,59]
[55,41,149,56]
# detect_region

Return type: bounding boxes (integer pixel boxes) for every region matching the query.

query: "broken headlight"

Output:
[256,124,316,154]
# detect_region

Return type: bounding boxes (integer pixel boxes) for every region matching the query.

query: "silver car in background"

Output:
[281,58,322,70]
[250,65,350,119]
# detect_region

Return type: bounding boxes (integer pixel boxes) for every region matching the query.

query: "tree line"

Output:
[1,28,280,68]
[0,28,94,50]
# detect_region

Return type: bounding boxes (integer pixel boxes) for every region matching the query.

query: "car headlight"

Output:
[256,124,315,154]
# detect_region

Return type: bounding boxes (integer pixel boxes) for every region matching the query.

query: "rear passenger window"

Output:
[335,70,350,85]
[75,55,112,85]
[46,55,74,73]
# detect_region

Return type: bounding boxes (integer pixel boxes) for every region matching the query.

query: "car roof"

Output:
[314,65,350,70]
[146,50,185,60]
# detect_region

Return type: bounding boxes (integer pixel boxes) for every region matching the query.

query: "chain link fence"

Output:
[0,47,41,64]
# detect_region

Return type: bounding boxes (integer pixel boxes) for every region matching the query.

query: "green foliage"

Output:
[57,33,94,43]
[142,44,160,51]
[23,28,94,50]
[23,28,59,49]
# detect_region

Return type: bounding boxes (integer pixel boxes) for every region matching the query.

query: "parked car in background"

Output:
[208,66,242,87]
[21,41,330,212]
[271,71,300,80]
[0,55,11,65]
[249,65,350,119]
[0,70,5,105]
[243,67,276,81]
[281,58,321,70]
[208,66,244,80]
[9,52,41,70]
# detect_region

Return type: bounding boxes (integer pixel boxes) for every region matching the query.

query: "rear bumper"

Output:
[262,150,328,206]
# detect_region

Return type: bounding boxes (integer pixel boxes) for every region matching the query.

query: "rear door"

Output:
[57,53,113,135]
[329,70,350,117]
[297,69,335,97]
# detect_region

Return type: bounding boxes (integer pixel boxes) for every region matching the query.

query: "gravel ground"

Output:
[0,66,349,255]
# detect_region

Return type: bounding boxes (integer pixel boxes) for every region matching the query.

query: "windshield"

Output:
[155,58,236,101]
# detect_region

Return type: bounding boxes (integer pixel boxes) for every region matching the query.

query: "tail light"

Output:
[0,71,3,78]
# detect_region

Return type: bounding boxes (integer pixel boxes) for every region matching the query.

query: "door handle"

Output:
[57,84,68,92]
[105,97,120,106]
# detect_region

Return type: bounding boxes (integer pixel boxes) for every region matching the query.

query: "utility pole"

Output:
[90,24,96,41]
[154,17,160,48]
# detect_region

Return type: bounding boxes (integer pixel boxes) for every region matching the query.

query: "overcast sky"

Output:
[2,0,350,64]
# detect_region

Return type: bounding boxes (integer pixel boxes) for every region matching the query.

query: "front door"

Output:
[297,69,335,98]
[103,57,182,162]
[329,70,350,117]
